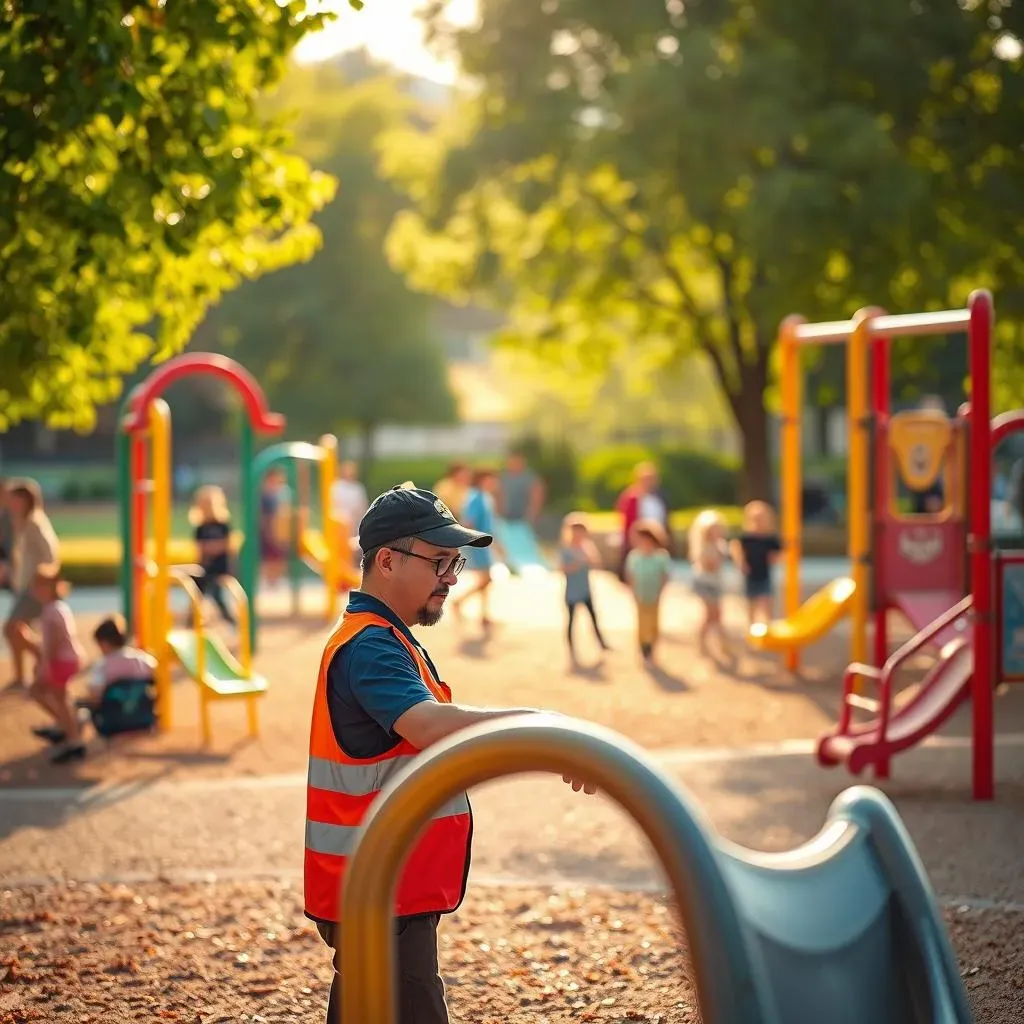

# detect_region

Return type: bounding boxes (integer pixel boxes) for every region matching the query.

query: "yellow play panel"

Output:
[60,536,244,569]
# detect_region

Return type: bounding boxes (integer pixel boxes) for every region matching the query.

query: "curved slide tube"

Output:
[299,528,361,591]
[748,576,856,652]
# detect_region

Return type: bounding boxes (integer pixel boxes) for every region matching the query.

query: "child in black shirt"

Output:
[730,500,782,629]
[189,485,236,627]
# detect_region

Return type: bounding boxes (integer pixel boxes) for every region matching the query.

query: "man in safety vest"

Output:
[305,485,594,1023]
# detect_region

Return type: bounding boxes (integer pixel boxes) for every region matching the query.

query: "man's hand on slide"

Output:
[562,774,598,795]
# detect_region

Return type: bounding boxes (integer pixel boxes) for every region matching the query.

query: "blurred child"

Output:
[730,500,782,628]
[625,519,673,664]
[688,509,730,657]
[452,469,499,629]
[259,468,288,588]
[189,485,236,627]
[559,514,610,668]
[83,615,157,707]
[26,564,86,763]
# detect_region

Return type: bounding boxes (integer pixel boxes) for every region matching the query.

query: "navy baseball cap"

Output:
[358,486,493,552]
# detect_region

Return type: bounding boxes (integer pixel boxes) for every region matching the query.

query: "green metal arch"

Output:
[246,441,332,652]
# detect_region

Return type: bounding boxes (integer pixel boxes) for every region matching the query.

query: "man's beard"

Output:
[416,587,449,627]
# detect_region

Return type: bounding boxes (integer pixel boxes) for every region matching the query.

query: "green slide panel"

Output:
[166,629,268,697]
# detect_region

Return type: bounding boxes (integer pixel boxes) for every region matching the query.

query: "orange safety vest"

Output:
[304,610,472,923]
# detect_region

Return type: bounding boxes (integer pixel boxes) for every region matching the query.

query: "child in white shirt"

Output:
[85,615,157,703]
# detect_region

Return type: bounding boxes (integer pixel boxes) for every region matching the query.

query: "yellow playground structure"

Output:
[749,311,877,670]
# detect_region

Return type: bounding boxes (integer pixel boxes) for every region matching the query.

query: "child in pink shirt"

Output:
[27,564,86,763]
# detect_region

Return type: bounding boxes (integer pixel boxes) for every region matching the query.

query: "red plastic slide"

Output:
[818,596,973,778]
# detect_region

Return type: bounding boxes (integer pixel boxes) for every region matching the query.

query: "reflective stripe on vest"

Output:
[304,610,472,923]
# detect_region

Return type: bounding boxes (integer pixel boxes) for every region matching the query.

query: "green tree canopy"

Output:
[384,0,1023,499]
[0,1,343,430]
[196,59,456,458]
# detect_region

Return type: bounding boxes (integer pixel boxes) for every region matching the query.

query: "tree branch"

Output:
[580,183,741,393]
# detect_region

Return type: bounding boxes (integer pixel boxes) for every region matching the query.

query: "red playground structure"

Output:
[817,291,1024,800]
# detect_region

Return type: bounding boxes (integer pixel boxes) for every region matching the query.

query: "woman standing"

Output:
[3,479,60,688]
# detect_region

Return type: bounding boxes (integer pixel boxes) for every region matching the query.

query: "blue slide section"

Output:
[494,518,548,575]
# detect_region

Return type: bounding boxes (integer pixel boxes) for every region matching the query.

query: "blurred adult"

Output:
[615,462,674,580]
[304,486,595,1024]
[3,480,60,687]
[0,478,12,593]
[497,450,544,525]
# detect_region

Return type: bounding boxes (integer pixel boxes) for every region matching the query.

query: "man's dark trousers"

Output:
[317,913,449,1023]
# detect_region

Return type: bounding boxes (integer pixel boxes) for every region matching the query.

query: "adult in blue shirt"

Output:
[312,485,595,1024]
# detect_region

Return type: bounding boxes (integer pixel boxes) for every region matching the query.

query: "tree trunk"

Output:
[728,357,773,505]
[734,398,773,504]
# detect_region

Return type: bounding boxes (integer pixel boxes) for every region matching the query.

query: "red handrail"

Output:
[873,595,973,744]
[836,596,972,740]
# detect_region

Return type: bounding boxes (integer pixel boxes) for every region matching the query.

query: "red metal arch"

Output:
[122,353,285,434]
[990,409,1024,451]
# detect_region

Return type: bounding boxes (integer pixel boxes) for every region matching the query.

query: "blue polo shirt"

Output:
[327,591,442,759]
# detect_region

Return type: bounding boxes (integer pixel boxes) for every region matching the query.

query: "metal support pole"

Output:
[779,316,804,674]
[967,291,994,800]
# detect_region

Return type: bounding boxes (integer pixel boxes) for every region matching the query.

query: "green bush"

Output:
[60,480,85,503]
[576,445,653,510]
[363,457,455,498]
[87,479,118,501]
[804,456,848,492]
[659,448,739,507]
[578,444,739,511]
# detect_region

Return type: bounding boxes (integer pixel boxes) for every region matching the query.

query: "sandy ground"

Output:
[5,571,1009,789]
[2,880,1022,1023]
[2,572,1024,1022]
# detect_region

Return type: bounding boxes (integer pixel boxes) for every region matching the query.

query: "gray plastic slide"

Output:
[718,786,972,1022]
[338,716,974,1023]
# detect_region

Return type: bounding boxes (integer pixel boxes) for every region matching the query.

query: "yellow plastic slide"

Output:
[300,528,361,590]
[748,577,856,652]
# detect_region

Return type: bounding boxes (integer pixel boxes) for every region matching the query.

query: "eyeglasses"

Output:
[392,547,467,578]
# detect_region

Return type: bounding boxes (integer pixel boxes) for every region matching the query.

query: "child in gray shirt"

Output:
[559,514,610,668]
